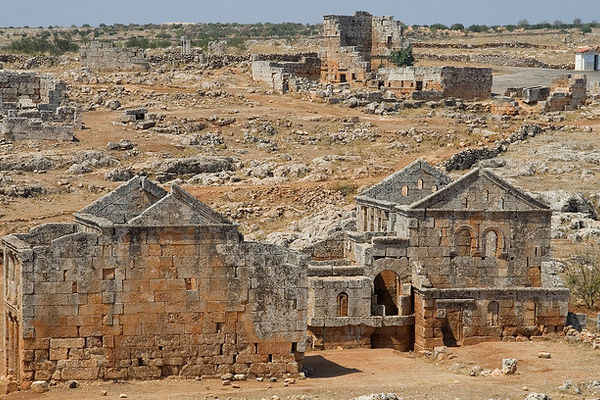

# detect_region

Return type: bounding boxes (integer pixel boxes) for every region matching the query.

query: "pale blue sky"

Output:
[1,0,598,27]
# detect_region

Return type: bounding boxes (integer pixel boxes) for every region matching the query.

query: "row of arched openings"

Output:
[456,228,502,258]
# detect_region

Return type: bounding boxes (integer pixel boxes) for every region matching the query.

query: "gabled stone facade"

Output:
[2,177,307,387]
[307,160,569,351]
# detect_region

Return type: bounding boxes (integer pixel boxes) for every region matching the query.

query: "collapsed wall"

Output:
[0,70,79,141]
[80,41,150,72]
[542,74,587,112]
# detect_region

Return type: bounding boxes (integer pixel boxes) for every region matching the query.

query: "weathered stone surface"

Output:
[2,177,307,385]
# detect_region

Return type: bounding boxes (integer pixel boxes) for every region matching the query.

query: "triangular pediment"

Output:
[127,184,232,226]
[409,168,549,211]
[77,176,167,224]
[358,159,451,205]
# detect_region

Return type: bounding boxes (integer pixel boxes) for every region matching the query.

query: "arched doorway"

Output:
[374,270,401,316]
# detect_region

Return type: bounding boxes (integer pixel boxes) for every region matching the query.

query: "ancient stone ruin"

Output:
[322,11,404,84]
[542,74,587,112]
[0,70,79,141]
[80,41,150,72]
[1,177,307,386]
[251,12,492,100]
[305,160,569,350]
[251,55,321,94]
[374,66,492,100]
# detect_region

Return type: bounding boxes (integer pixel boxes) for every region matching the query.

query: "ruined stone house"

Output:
[0,70,79,141]
[80,41,150,72]
[373,66,492,100]
[541,74,587,112]
[251,56,321,94]
[305,160,569,351]
[1,177,307,387]
[321,11,404,84]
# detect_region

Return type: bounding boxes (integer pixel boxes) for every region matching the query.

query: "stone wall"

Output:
[542,74,587,112]
[1,179,307,386]
[321,11,403,84]
[375,67,492,100]
[80,41,149,72]
[251,57,321,93]
[0,70,78,141]
[414,287,569,351]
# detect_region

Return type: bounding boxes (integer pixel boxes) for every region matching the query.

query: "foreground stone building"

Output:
[2,177,307,386]
[0,70,79,141]
[306,160,569,351]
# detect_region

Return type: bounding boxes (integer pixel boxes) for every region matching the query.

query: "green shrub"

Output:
[4,36,78,55]
[390,46,414,67]
[565,249,600,309]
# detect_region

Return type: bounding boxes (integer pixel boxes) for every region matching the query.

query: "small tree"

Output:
[573,18,582,25]
[450,23,465,31]
[564,248,600,309]
[518,19,530,28]
[390,45,414,67]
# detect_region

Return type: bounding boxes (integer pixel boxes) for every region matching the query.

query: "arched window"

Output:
[483,190,490,201]
[402,185,409,196]
[417,178,424,189]
[456,229,474,257]
[484,230,500,258]
[488,301,499,326]
[524,301,536,326]
[498,198,505,210]
[337,292,349,317]
[432,185,438,193]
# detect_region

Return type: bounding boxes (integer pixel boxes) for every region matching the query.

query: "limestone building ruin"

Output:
[2,177,307,386]
[0,70,79,141]
[306,160,569,351]
[251,56,321,94]
[80,41,150,71]
[373,66,493,100]
[321,11,404,84]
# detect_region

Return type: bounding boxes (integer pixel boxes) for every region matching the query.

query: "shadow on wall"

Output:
[303,355,362,378]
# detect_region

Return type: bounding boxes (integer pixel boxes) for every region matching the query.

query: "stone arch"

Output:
[417,178,424,189]
[337,292,349,317]
[401,185,409,196]
[482,227,504,258]
[373,270,401,316]
[454,226,476,257]
[371,257,411,284]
